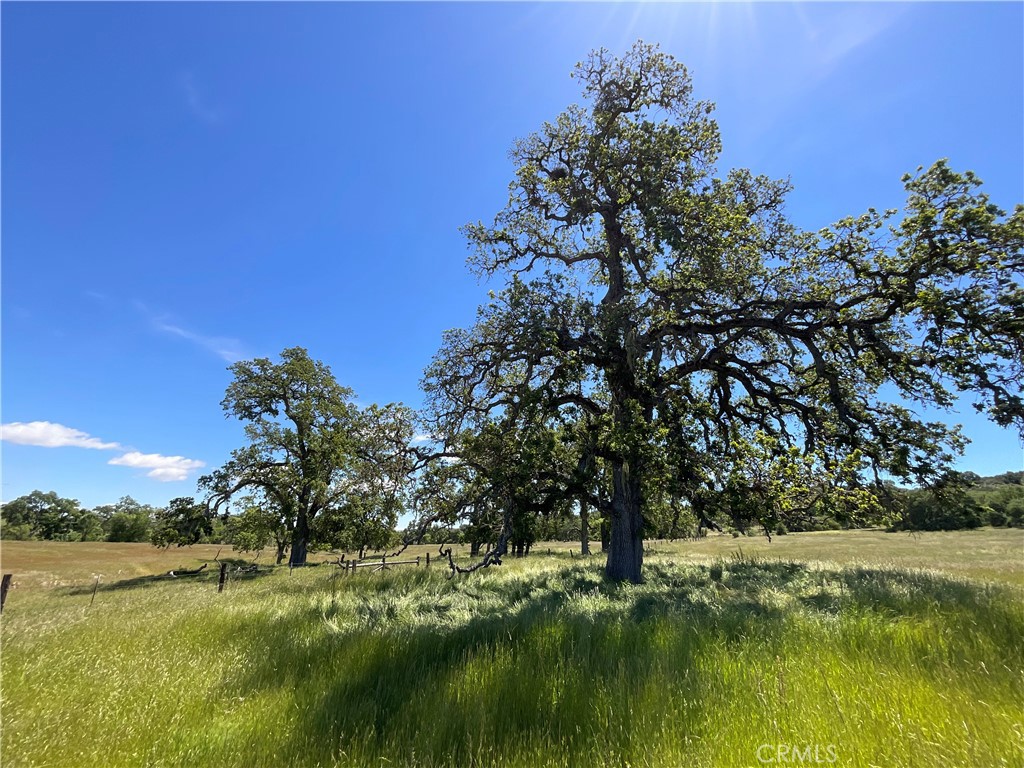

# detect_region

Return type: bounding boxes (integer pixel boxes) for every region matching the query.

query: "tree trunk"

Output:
[580,500,590,555]
[275,540,287,565]
[290,513,309,566]
[604,462,643,583]
[600,518,610,552]
[470,540,481,557]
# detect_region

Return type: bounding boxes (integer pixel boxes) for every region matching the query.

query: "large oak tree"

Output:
[422,42,1023,583]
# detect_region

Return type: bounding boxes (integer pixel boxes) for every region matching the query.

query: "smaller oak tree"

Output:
[201,347,414,565]
[151,497,213,548]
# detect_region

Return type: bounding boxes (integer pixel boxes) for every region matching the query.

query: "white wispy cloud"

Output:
[179,72,225,125]
[410,434,434,444]
[0,421,122,450]
[108,451,206,483]
[724,4,909,152]
[152,319,245,362]
[804,5,907,80]
[133,300,245,362]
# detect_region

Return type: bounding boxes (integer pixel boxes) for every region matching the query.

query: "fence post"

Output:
[89,576,100,607]
[417,556,421,567]
[0,574,11,612]
[426,552,430,567]
[218,563,228,593]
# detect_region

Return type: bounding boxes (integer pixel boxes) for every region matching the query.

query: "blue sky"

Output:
[2,2,1022,509]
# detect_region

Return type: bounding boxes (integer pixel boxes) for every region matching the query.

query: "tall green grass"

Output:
[2,554,1022,766]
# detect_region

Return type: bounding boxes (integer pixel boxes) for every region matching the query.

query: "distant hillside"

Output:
[968,471,1023,487]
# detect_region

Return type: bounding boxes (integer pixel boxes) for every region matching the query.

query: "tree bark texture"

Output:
[290,513,310,566]
[580,500,590,555]
[604,462,644,583]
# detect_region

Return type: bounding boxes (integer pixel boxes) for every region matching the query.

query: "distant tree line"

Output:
[0,492,207,544]
[887,471,1024,531]
[0,484,404,559]
[3,469,1019,555]
[0,492,283,547]
[403,470,1023,557]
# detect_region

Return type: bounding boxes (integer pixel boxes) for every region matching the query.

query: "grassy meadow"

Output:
[1,529,1022,767]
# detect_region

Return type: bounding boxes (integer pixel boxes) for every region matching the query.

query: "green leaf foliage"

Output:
[201,347,416,565]
[420,41,1023,581]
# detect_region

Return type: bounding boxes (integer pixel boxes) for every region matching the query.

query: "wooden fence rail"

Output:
[0,547,447,613]
[216,551,433,588]
[347,555,423,573]
[0,550,439,606]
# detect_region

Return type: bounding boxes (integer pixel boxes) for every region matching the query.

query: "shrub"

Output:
[987,507,1008,528]
[1006,498,1024,528]
[106,511,151,542]
[897,489,984,531]
[0,522,34,540]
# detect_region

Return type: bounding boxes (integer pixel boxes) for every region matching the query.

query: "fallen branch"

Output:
[439,528,509,577]
[167,563,208,578]
[387,541,412,558]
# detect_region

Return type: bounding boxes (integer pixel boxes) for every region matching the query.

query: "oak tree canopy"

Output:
[201,347,414,566]
[421,42,1023,583]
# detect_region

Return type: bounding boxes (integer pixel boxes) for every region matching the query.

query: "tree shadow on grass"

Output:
[214,588,712,766]
[203,560,1022,767]
[61,559,278,596]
